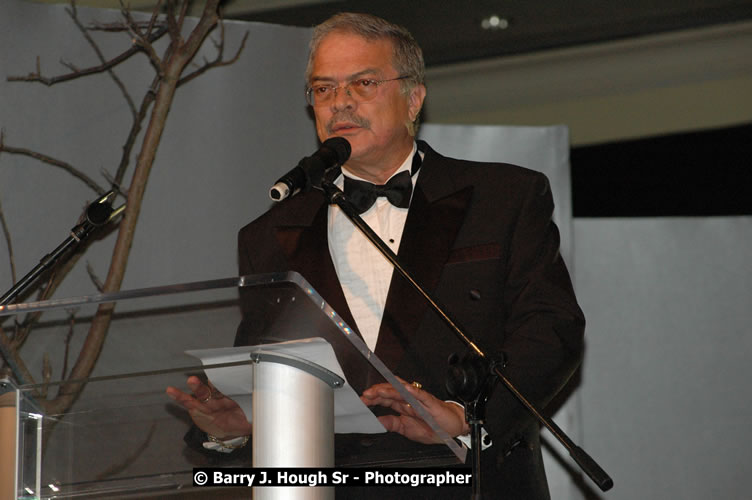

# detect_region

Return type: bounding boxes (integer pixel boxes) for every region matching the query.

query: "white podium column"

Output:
[252,357,336,500]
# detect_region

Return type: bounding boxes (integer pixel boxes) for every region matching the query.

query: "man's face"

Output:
[308,32,425,178]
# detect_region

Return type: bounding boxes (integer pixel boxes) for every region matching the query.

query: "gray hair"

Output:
[305,13,426,134]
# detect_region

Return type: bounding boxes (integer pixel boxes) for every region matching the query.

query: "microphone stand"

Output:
[319,179,613,497]
[0,190,124,385]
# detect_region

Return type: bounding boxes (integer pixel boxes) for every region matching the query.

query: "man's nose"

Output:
[331,84,355,110]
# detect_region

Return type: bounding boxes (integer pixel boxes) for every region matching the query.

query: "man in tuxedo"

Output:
[168,12,585,499]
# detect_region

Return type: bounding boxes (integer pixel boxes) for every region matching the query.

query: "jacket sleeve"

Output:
[485,171,585,450]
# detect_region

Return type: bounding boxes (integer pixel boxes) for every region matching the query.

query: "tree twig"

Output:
[178,25,248,87]
[0,196,16,289]
[114,75,160,185]
[7,27,168,86]
[61,308,79,379]
[86,262,104,292]
[67,2,137,118]
[0,327,38,389]
[120,6,165,74]
[0,141,105,194]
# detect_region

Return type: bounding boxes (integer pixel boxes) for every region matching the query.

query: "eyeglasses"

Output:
[305,75,411,106]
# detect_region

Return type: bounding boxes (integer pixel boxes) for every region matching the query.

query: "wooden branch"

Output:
[86,262,105,292]
[95,422,157,480]
[0,139,105,194]
[48,0,224,416]
[177,0,189,31]
[6,27,168,86]
[114,75,159,185]
[0,327,38,388]
[120,7,166,75]
[42,352,52,399]
[88,21,165,33]
[61,309,78,379]
[178,27,248,87]
[165,0,183,44]
[11,264,63,350]
[145,0,164,37]
[67,2,136,117]
[0,197,16,288]
[9,230,95,355]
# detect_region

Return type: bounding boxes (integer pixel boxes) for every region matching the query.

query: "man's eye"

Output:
[314,86,332,94]
[354,79,375,88]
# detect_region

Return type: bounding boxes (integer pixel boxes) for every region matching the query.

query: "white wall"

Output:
[424,21,752,145]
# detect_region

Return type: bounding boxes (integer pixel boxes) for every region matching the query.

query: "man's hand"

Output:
[361,379,470,445]
[166,376,252,440]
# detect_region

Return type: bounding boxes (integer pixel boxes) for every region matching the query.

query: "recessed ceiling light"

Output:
[481,15,510,30]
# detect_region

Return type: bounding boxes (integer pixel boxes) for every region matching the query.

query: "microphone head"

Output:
[322,137,351,164]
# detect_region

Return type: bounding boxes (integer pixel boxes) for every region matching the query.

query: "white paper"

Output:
[186,337,386,434]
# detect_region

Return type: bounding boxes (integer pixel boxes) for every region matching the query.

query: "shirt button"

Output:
[469,289,481,301]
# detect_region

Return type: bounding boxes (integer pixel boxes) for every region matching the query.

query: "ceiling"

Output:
[39,0,752,67]
[226,0,752,66]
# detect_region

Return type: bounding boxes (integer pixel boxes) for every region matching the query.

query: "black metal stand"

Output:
[320,178,613,495]
[447,350,504,500]
[0,190,122,384]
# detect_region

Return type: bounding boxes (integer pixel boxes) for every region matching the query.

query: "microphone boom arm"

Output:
[320,179,613,494]
[0,190,124,385]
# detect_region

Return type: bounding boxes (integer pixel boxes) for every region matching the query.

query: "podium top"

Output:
[5,273,465,481]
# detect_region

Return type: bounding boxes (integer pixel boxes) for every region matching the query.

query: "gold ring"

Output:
[199,394,211,403]
[411,381,422,390]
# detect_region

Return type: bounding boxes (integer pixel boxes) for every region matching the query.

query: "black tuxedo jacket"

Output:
[234,141,585,499]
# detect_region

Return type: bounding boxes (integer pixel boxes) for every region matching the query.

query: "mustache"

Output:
[326,111,371,134]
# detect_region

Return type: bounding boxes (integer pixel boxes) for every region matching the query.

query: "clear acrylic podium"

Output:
[0,272,463,499]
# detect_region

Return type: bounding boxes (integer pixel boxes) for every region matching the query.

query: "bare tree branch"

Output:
[0,139,105,194]
[42,352,52,399]
[120,6,166,74]
[114,75,159,185]
[164,0,183,45]
[95,422,157,479]
[61,309,79,379]
[48,0,224,416]
[177,0,190,31]
[7,26,168,86]
[178,26,248,87]
[86,262,105,292]
[4,0,240,418]
[67,2,137,118]
[145,0,164,37]
[0,197,16,288]
[0,326,38,388]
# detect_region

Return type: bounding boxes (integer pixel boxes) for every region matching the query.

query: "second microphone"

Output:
[269,137,351,201]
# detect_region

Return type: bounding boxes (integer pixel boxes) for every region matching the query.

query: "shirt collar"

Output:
[339,142,418,185]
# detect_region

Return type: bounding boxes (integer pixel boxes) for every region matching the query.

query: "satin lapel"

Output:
[374,172,473,371]
[273,196,374,390]
[274,199,356,329]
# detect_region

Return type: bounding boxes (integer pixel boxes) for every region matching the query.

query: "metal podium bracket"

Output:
[250,351,345,389]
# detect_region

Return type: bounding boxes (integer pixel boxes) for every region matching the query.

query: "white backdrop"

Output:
[574,216,752,499]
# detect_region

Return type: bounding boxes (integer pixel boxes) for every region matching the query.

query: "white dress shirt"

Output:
[327,143,419,350]
[326,143,491,450]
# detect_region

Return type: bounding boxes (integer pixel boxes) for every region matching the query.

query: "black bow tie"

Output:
[344,171,413,214]
[342,151,422,214]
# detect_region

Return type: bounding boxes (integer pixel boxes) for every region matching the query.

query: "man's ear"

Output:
[407,84,426,122]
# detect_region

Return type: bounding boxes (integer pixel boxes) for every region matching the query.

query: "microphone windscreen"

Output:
[322,137,351,164]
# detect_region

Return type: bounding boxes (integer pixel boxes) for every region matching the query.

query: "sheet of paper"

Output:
[186,337,385,434]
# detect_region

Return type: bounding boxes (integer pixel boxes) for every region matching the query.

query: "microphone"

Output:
[85,190,118,226]
[269,137,351,201]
